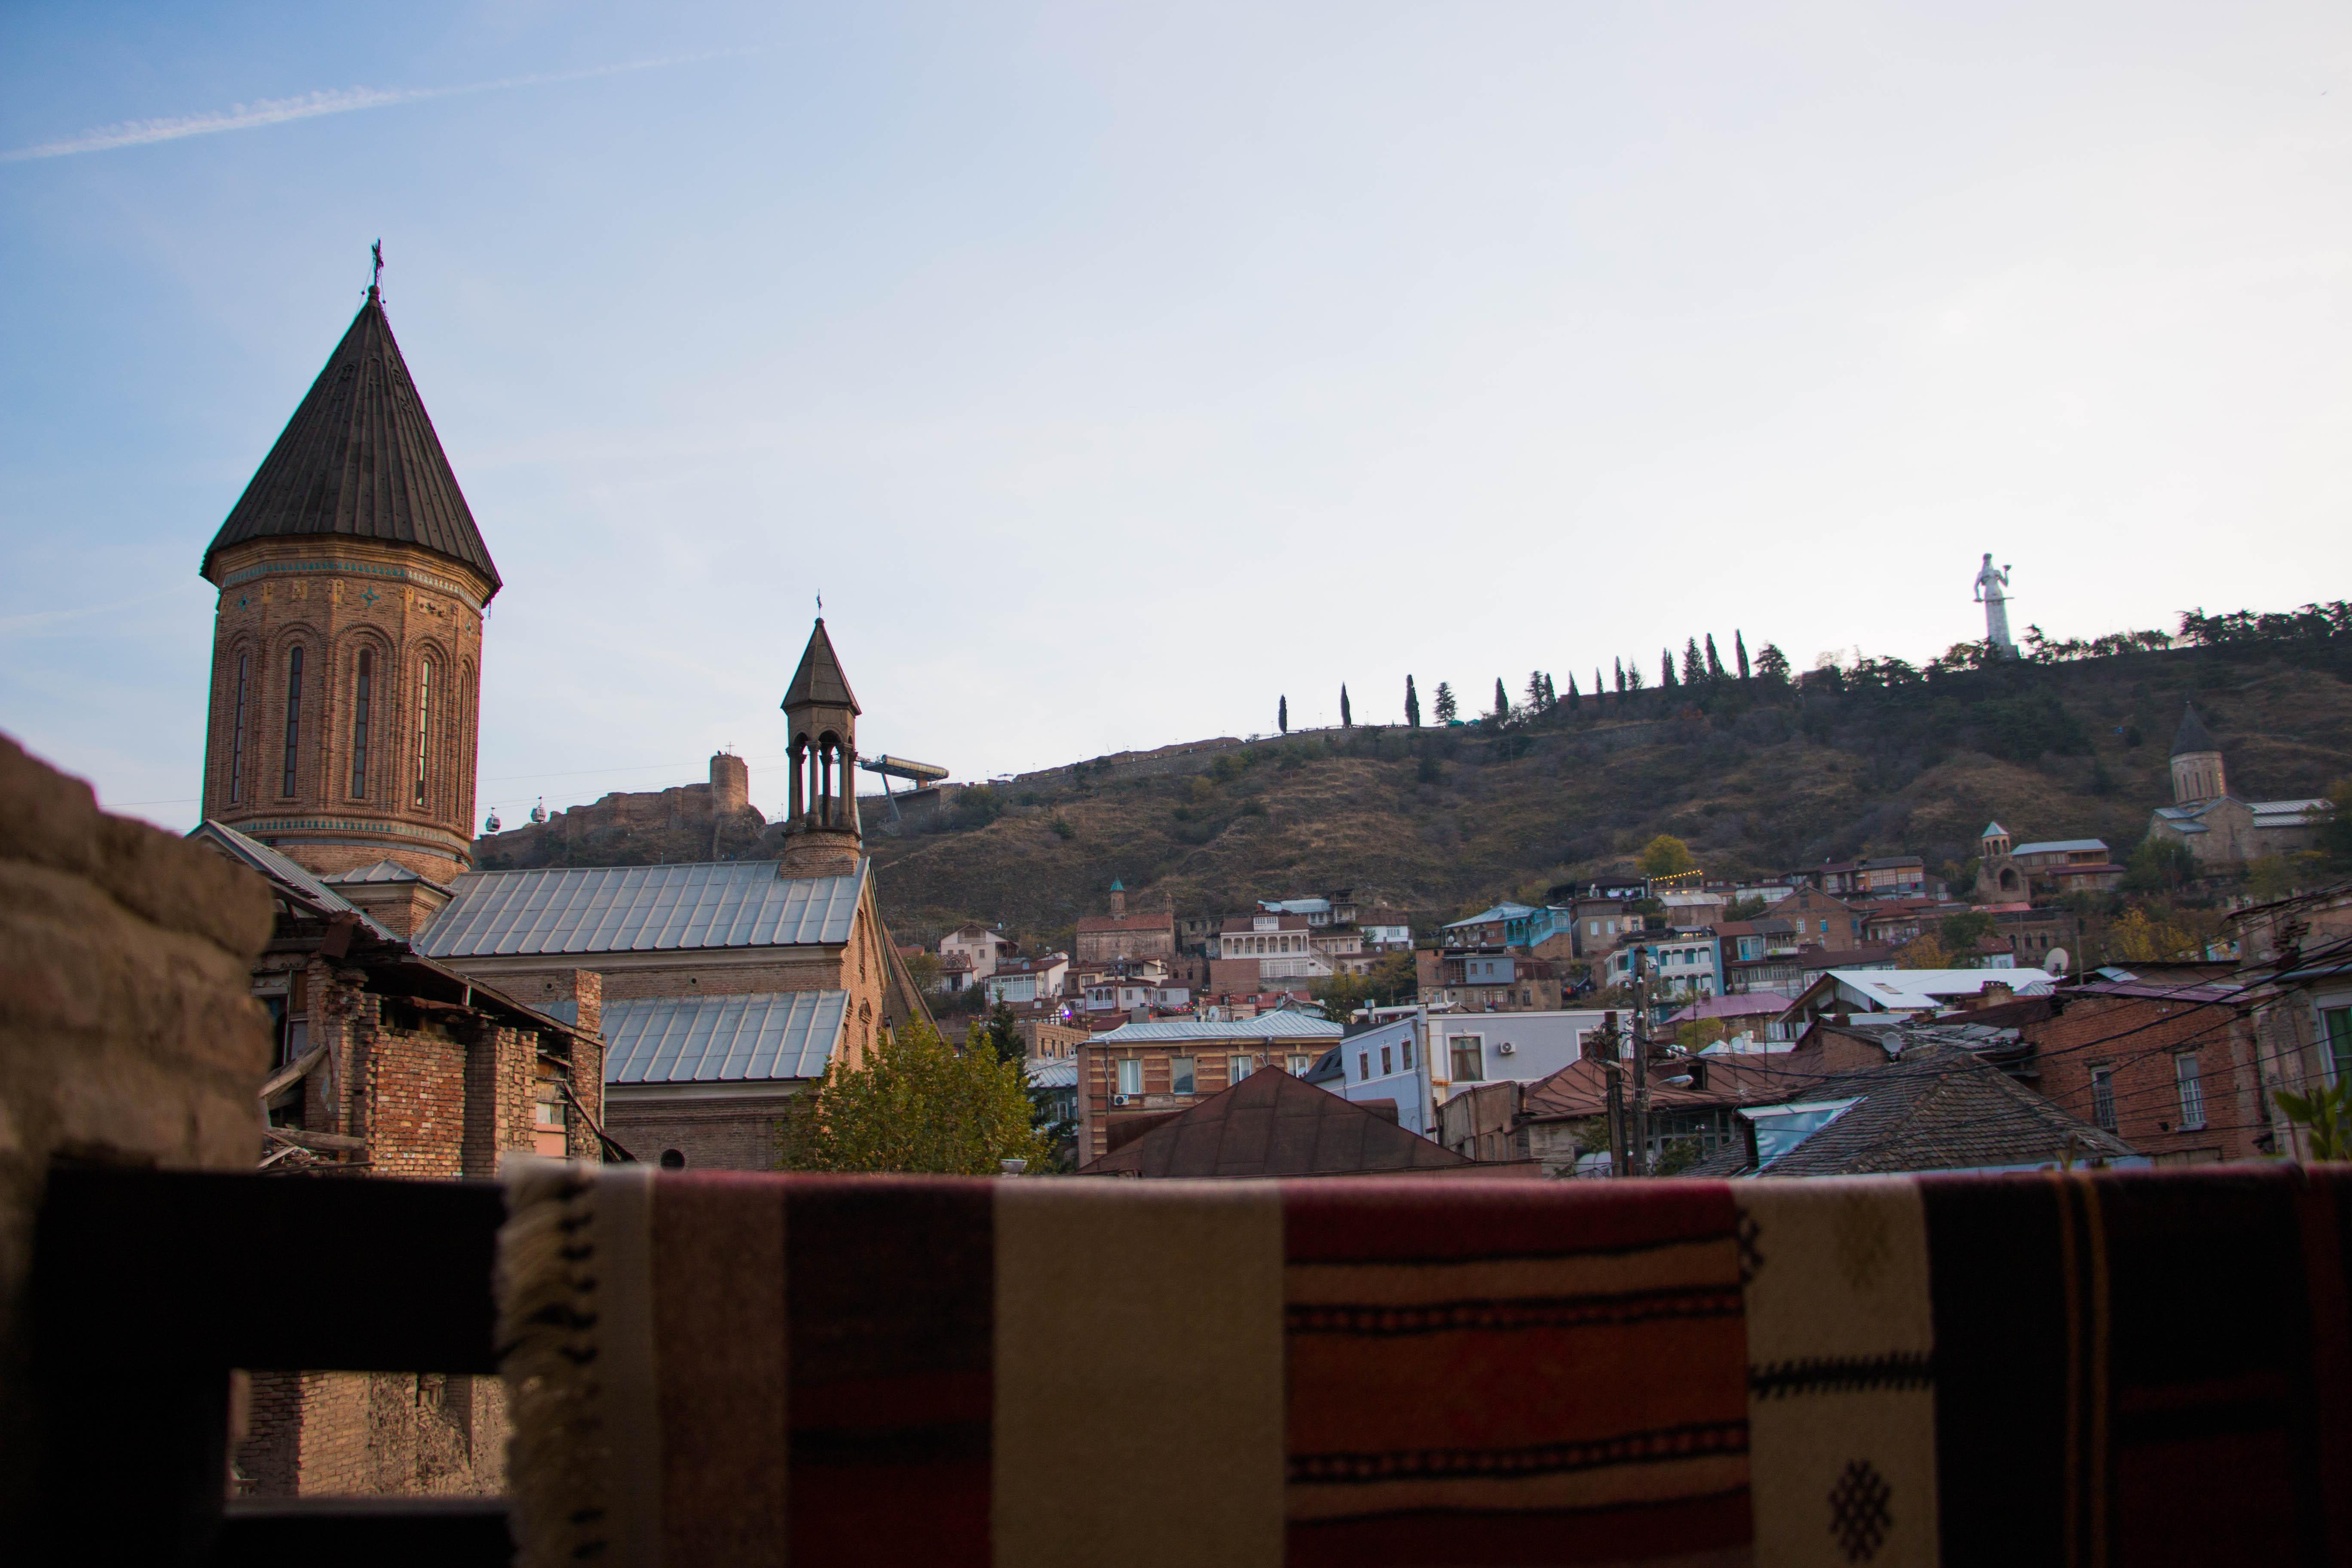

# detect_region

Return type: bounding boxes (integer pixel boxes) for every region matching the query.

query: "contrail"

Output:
[0,51,740,164]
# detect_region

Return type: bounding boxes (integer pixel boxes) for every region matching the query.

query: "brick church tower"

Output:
[197,282,499,888]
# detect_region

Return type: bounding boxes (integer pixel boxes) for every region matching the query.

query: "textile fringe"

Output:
[498,1158,614,1568]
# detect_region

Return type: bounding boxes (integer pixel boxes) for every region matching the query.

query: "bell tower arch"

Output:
[778,618,864,878]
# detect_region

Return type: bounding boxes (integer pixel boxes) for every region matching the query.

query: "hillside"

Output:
[863,635,2352,946]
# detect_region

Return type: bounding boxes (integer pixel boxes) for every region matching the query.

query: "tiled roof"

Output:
[781,619,860,714]
[202,290,500,592]
[1076,913,1176,933]
[2171,702,2219,756]
[1686,1041,2137,1177]
[1079,1066,1470,1177]
[417,860,863,958]
[603,991,845,1085]
[1095,1014,1343,1044]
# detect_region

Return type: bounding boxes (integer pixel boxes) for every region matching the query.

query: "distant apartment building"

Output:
[983,953,1069,1005]
[1415,949,1564,1012]
[1077,1013,1344,1162]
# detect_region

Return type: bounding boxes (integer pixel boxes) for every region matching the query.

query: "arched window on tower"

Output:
[413,658,434,808]
[227,651,250,805]
[280,646,305,798]
[349,649,374,799]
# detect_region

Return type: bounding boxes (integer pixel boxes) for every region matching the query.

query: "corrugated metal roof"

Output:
[417,860,864,958]
[2012,839,2109,856]
[1025,1057,1078,1089]
[603,991,845,1084]
[188,820,398,941]
[1096,1014,1344,1044]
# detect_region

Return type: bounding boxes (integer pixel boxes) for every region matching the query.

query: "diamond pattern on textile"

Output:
[1828,1458,1892,1562]
[1737,1211,1764,1285]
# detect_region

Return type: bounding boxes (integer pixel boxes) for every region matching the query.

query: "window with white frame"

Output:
[1402,1038,1415,1071]
[1231,1054,1254,1082]
[1381,1045,1394,1076]
[1358,1052,1371,1081]
[1451,1034,1484,1083]
[2090,1067,2116,1132]
[1286,1054,1313,1075]
[2174,1053,2206,1130]
[1171,1057,1195,1095]
[1116,1058,1142,1096]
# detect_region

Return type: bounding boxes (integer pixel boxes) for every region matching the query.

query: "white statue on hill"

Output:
[1972,553,2017,657]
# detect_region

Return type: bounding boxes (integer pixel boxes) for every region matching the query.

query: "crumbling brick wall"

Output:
[0,734,275,1536]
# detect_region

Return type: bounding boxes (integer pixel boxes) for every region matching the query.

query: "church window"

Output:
[280,647,305,797]
[349,650,374,798]
[413,659,433,807]
[227,652,250,804]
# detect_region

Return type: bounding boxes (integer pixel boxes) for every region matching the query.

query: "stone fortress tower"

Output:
[197,281,499,895]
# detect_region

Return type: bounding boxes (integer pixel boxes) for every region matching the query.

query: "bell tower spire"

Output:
[778,617,864,877]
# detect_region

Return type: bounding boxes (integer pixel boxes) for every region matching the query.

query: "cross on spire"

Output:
[370,239,383,295]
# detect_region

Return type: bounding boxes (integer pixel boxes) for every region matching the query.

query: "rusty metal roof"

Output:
[202,288,500,593]
[1079,1066,1467,1177]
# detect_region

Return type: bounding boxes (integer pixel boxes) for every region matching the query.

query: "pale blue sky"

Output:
[4,3,2348,832]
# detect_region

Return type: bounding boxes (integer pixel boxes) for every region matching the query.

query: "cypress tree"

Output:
[1661,649,1678,689]
[1613,658,1626,694]
[1736,631,1752,683]
[1568,674,1581,712]
[1340,685,1352,728]
[1705,634,1725,682]
[1405,674,1421,727]
[1494,677,1510,719]
[1682,638,1705,686]
[1279,695,1288,734]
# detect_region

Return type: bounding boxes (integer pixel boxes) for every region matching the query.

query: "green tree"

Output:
[1494,677,1510,719]
[1567,674,1581,713]
[1613,658,1626,694]
[1661,650,1678,689]
[2123,836,2196,893]
[1625,660,1645,693]
[2275,1078,2352,1161]
[1639,834,1697,877]
[1724,894,1767,922]
[2316,777,2352,870]
[1341,685,1352,728]
[1705,634,1726,682]
[1434,682,1458,723]
[778,1022,1054,1174]
[1735,631,1751,683]
[1682,638,1706,686]
[1897,934,1952,969]
[1279,695,1289,734]
[984,1000,1023,1065]
[1405,674,1421,727]
[903,949,943,994]
[1755,643,1790,685]
[1938,910,1995,957]
[1525,670,1547,712]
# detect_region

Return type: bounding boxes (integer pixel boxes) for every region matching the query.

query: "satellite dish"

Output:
[2043,947,2070,975]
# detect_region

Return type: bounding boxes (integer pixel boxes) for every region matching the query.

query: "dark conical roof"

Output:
[201,289,500,594]
[2171,703,2219,756]
[781,619,860,714]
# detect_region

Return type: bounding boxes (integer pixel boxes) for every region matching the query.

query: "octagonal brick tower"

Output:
[197,283,500,887]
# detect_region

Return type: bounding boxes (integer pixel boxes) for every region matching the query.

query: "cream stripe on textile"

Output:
[993,1179,1285,1568]
[1738,1178,1939,1568]
[499,1159,665,1568]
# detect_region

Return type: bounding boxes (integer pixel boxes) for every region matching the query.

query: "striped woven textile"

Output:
[496,1165,2352,1568]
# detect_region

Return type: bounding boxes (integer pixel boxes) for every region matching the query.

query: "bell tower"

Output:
[778,618,864,878]
[2169,703,2228,805]
[197,274,499,887]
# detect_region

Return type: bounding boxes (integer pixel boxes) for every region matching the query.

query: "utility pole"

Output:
[1599,1010,1629,1177]
[1629,949,1652,1177]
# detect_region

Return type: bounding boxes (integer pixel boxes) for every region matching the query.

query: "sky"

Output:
[3,3,2348,834]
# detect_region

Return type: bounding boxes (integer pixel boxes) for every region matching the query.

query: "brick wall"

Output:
[607,1093,804,1171]
[235,1371,507,1498]
[2025,994,2267,1163]
[0,734,275,1535]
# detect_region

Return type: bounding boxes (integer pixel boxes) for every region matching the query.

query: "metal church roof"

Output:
[202,288,500,593]
[2171,703,2219,756]
[417,859,864,958]
[603,991,846,1084]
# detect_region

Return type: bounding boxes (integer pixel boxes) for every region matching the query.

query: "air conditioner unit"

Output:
[1112,1094,1130,1106]
[1497,1042,1518,1056]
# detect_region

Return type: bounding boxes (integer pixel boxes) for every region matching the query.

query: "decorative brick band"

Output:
[217,558,484,612]
[233,815,474,852]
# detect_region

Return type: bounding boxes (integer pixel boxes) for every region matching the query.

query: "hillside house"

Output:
[1077,1013,1344,1162]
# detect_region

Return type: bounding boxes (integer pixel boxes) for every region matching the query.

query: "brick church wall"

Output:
[608,1093,805,1171]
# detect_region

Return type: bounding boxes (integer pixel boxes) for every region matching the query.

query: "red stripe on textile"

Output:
[1285,1487,1753,1567]
[1283,1178,1738,1264]
[786,1176,992,1568]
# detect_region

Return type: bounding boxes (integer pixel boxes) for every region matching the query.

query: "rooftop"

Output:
[1095,1014,1344,1044]
[1078,1066,1471,1178]
[603,991,845,1085]
[201,290,500,593]
[416,859,864,958]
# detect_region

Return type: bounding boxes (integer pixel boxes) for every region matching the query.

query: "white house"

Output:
[1332,1016,1431,1136]
[984,952,1069,1005]
[1426,1009,1615,1105]
[940,923,1014,990]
